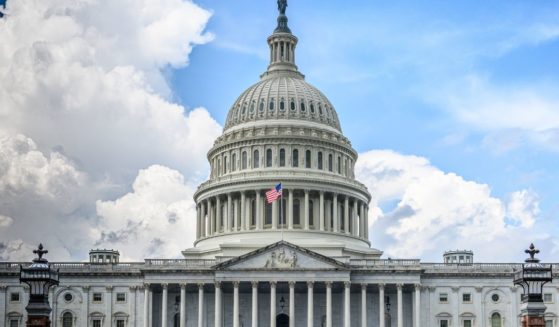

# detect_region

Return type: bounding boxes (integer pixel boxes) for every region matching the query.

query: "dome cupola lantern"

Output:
[265,0,301,76]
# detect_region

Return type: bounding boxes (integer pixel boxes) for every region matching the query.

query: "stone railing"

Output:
[144,259,216,268]
[349,259,421,269]
[420,263,522,274]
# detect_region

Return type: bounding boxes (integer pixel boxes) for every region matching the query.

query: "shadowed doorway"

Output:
[277,313,289,327]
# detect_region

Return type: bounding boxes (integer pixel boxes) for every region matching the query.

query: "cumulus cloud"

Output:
[95,165,197,260]
[356,150,546,261]
[0,0,221,260]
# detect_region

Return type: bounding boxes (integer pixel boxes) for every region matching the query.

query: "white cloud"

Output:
[95,165,197,260]
[0,0,221,260]
[0,215,14,228]
[356,150,547,261]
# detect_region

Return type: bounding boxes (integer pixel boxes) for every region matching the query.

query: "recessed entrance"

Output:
[276,313,289,327]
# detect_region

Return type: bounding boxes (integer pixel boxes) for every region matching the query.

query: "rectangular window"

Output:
[10,292,20,302]
[462,293,472,303]
[545,321,553,327]
[544,293,553,303]
[440,320,449,327]
[439,293,448,303]
[93,293,103,302]
[93,320,102,327]
[116,293,126,303]
[116,320,125,327]
[10,320,19,327]
[464,320,472,327]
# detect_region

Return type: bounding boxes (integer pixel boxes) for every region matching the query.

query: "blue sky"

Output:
[173,0,559,212]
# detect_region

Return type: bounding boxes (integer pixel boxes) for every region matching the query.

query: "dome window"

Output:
[292,149,299,167]
[318,152,323,170]
[242,151,248,170]
[305,150,312,168]
[318,104,323,115]
[232,153,237,172]
[290,99,296,111]
[328,154,333,172]
[300,101,306,112]
[280,98,285,111]
[253,150,260,168]
[259,100,265,112]
[250,101,255,113]
[242,104,247,115]
[310,103,315,114]
[269,98,275,111]
[279,149,286,167]
[266,149,273,167]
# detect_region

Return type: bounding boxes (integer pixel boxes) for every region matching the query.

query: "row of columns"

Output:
[143,282,421,327]
[270,39,295,64]
[196,189,369,241]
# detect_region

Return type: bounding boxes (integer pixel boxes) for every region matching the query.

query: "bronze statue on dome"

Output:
[278,0,287,15]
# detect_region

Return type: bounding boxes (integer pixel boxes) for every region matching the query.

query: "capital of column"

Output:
[414,284,422,291]
[361,283,368,290]
[82,285,90,291]
[215,282,221,289]
[344,281,351,288]
[198,283,205,290]
[451,286,459,293]
[325,281,332,288]
[289,281,296,288]
[106,285,114,291]
[180,283,187,290]
[129,285,137,291]
[396,283,403,291]
[475,286,483,293]
[251,281,259,288]
[162,283,168,290]
[270,281,277,288]
[233,281,240,288]
[378,283,385,291]
[307,281,314,288]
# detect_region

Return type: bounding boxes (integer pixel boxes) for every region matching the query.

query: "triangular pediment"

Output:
[214,241,348,271]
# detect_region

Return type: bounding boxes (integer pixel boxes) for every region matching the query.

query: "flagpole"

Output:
[280,182,284,241]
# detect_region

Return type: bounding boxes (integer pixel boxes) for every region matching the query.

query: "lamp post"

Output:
[19,244,60,327]
[514,243,552,327]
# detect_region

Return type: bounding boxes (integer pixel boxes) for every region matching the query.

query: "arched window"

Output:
[250,101,255,113]
[265,203,273,226]
[290,99,296,111]
[344,158,348,176]
[217,159,221,176]
[305,150,312,168]
[280,98,285,111]
[259,99,265,112]
[317,152,323,170]
[293,199,301,225]
[308,200,314,227]
[328,154,333,172]
[280,198,287,227]
[242,151,248,170]
[292,149,299,167]
[232,153,236,172]
[279,149,286,167]
[337,156,341,174]
[491,313,501,327]
[300,101,306,112]
[310,102,315,113]
[62,312,73,327]
[251,199,257,227]
[253,150,260,168]
[266,149,273,167]
[223,156,228,174]
[269,98,275,111]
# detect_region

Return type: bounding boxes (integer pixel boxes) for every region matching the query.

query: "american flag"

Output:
[266,183,282,203]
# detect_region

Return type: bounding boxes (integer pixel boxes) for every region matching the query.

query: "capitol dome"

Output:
[185,3,379,260]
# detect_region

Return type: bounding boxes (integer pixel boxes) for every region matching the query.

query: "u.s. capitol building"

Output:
[1,2,558,327]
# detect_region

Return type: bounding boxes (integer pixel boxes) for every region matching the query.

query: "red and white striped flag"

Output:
[266,183,282,203]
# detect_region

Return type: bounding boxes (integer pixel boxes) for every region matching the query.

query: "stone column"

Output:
[326,282,332,327]
[379,284,385,327]
[210,199,216,234]
[397,284,403,327]
[161,284,168,327]
[332,194,338,232]
[414,284,421,327]
[361,284,367,327]
[307,282,314,327]
[256,191,262,230]
[196,204,201,239]
[344,282,351,327]
[144,284,150,327]
[201,201,207,237]
[272,199,278,229]
[240,192,246,231]
[288,189,294,229]
[304,190,310,230]
[215,282,222,327]
[289,282,295,326]
[364,205,369,239]
[227,194,233,232]
[270,281,277,327]
[233,282,240,327]
[352,201,358,236]
[252,282,259,327]
[180,284,186,327]
[205,200,210,236]
[216,196,222,233]
[344,197,349,234]
[319,191,325,231]
[359,202,365,238]
[198,284,204,327]
[233,197,239,231]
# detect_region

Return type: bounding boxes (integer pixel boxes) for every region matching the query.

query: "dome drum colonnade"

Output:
[191,0,375,259]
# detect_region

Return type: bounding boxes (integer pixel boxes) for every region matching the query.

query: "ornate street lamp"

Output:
[20,244,60,327]
[514,243,552,327]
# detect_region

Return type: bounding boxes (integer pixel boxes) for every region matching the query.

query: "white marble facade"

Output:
[1,2,558,327]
